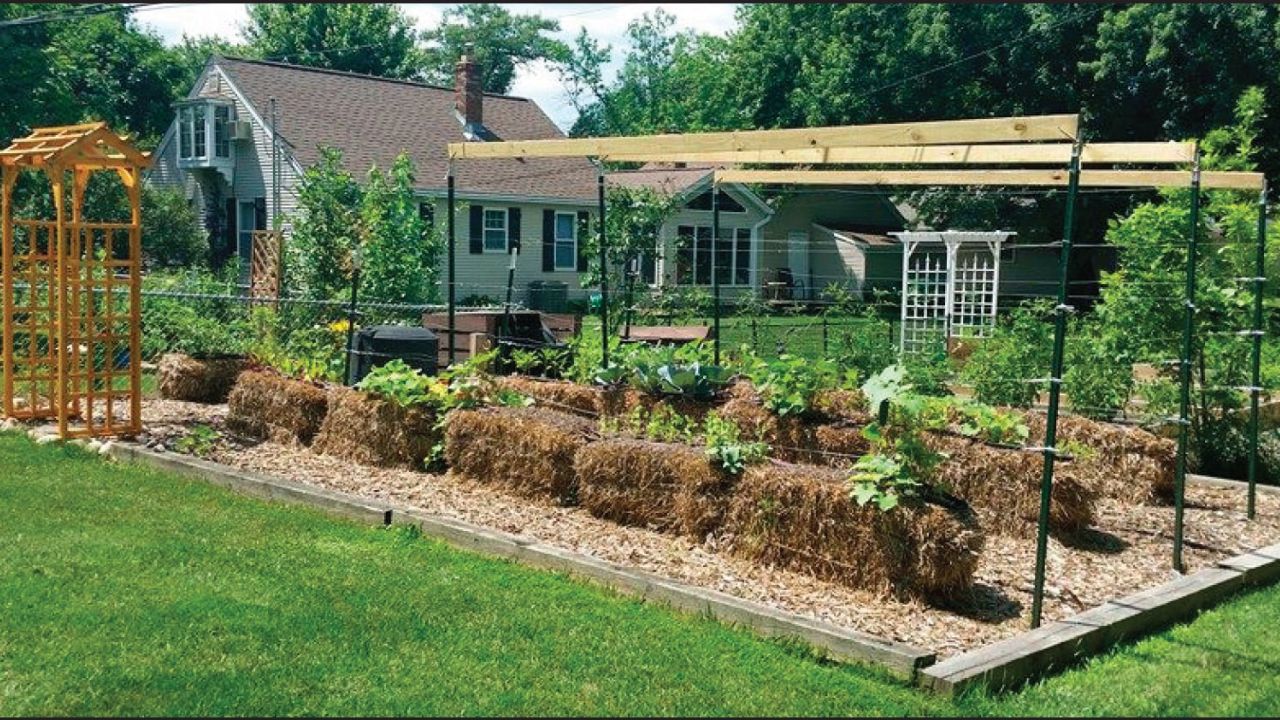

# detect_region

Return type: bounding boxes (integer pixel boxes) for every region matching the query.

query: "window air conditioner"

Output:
[231,121,253,141]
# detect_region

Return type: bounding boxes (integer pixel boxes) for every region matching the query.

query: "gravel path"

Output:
[141,398,1280,658]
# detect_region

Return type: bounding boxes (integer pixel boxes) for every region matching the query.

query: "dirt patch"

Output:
[722,460,984,600]
[157,353,247,404]
[445,406,596,503]
[225,370,329,446]
[312,389,440,469]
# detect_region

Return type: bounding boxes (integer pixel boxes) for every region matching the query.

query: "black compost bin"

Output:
[347,325,438,385]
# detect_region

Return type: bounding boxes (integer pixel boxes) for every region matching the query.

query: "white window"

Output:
[213,105,231,158]
[675,225,752,286]
[554,212,576,270]
[192,105,206,158]
[178,106,192,158]
[483,208,508,252]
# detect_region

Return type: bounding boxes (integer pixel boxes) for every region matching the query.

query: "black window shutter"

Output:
[576,211,590,271]
[469,205,483,254]
[542,209,555,272]
[253,197,267,229]
[508,207,521,252]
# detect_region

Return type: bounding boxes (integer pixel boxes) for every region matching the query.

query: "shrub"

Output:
[1064,318,1134,420]
[961,301,1053,407]
[749,354,852,418]
[141,186,208,269]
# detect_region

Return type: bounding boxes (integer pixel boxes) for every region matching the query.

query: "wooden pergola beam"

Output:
[713,168,1265,190]
[603,141,1197,166]
[447,114,1079,159]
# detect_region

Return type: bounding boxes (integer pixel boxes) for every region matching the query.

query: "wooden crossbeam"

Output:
[714,168,1265,190]
[448,114,1079,159]
[604,141,1196,166]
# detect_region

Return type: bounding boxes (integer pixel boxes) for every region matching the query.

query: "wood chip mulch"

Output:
[139,399,1280,659]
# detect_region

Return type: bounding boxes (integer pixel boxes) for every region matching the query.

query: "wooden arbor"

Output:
[1,122,150,438]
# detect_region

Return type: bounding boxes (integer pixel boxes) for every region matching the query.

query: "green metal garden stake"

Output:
[712,184,722,365]
[597,168,609,368]
[1031,141,1082,629]
[1247,182,1267,519]
[447,171,456,366]
[1172,147,1202,572]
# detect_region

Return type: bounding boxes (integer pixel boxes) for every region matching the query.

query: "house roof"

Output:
[606,163,717,196]
[213,56,598,202]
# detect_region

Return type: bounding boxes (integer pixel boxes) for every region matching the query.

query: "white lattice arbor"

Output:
[893,231,1012,355]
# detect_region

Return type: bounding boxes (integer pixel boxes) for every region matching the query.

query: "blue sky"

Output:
[136,3,740,130]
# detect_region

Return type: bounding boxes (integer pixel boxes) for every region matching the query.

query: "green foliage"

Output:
[287,147,361,301]
[175,424,220,458]
[749,354,852,418]
[581,186,680,327]
[356,359,449,409]
[901,350,954,398]
[245,306,345,383]
[822,286,898,379]
[848,453,921,512]
[242,3,421,79]
[140,267,250,359]
[1064,317,1134,420]
[592,342,731,400]
[600,404,699,445]
[421,4,569,94]
[359,155,438,304]
[141,185,207,269]
[961,301,1053,408]
[703,411,769,475]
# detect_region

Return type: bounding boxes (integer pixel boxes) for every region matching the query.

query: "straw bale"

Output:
[312,388,440,469]
[225,370,329,445]
[1024,412,1175,504]
[157,353,246,404]
[445,406,596,503]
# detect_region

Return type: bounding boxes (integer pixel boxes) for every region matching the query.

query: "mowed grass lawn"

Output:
[2,433,1280,716]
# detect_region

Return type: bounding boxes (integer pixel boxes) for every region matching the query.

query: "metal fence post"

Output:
[1172,147,1202,572]
[712,184,722,365]
[447,170,456,366]
[1030,140,1082,629]
[598,167,609,367]
[1247,182,1267,519]
[822,314,829,354]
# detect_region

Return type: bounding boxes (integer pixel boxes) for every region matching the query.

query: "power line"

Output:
[0,3,174,29]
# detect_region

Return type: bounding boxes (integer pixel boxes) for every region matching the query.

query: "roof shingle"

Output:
[216,57,598,201]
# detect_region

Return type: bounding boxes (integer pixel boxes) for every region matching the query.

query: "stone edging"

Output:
[103,441,935,679]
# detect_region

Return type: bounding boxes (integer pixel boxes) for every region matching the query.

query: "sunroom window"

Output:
[177,100,233,162]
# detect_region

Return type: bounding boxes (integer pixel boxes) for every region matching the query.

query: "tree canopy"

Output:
[240,3,422,79]
[420,4,568,94]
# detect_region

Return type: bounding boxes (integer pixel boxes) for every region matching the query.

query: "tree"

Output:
[287,147,362,300]
[420,4,568,94]
[171,34,254,93]
[359,154,438,304]
[241,3,421,79]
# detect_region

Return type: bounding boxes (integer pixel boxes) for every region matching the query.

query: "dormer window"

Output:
[176,100,234,163]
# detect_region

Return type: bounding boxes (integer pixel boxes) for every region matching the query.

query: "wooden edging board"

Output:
[101,441,934,679]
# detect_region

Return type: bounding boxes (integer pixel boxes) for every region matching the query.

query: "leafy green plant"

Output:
[175,424,220,458]
[848,453,922,511]
[960,300,1053,408]
[751,354,852,418]
[356,359,450,408]
[703,411,768,475]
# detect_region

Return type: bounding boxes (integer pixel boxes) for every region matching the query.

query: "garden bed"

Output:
[139,397,1280,659]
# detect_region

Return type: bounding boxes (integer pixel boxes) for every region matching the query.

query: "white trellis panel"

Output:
[894,231,1011,355]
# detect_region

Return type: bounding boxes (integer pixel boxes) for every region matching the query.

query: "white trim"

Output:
[482,207,509,253]
[671,222,755,288]
[552,211,578,271]
[750,214,769,289]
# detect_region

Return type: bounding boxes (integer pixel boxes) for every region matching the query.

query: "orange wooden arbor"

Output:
[1,122,150,438]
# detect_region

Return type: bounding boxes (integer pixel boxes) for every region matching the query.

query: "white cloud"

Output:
[141,3,741,129]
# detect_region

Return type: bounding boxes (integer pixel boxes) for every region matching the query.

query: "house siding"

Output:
[759,192,904,293]
[424,196,596,304]
[654,185,769,300]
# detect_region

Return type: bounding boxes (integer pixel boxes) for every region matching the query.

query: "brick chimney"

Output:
[455,50,483,127]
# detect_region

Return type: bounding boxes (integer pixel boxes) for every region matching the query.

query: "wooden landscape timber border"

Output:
[78,435,1280,694]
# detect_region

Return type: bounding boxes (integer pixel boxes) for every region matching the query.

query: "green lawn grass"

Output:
[1,431,1279,716]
